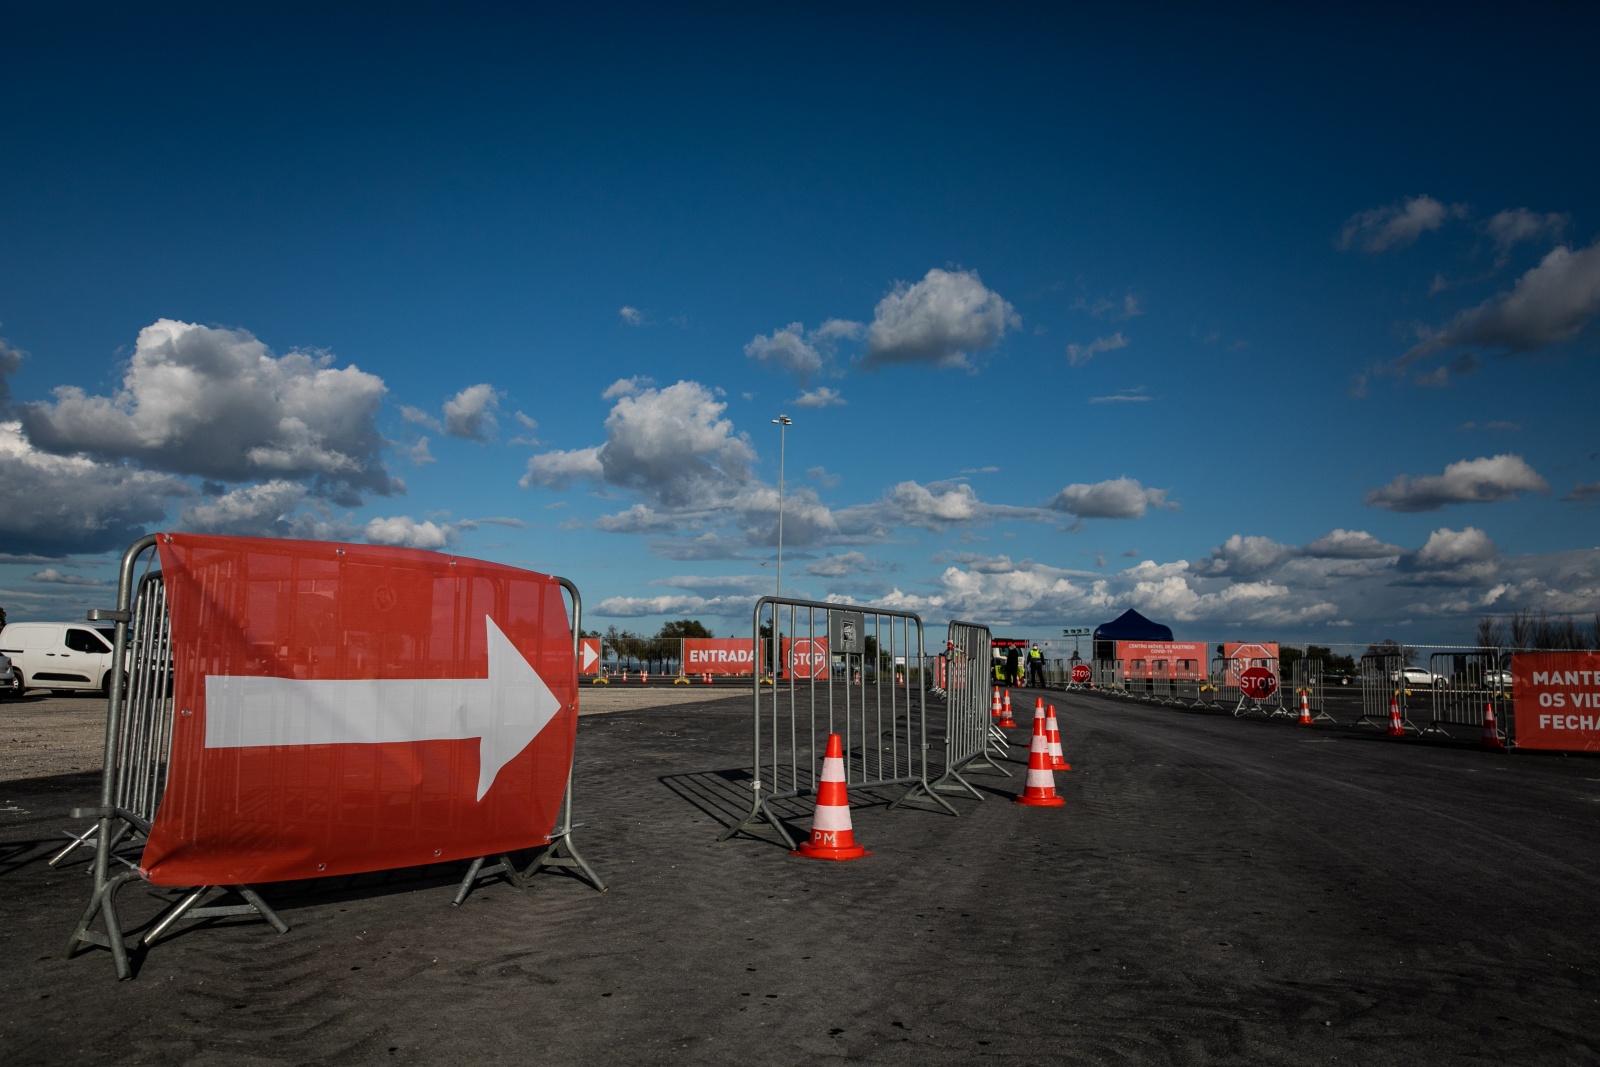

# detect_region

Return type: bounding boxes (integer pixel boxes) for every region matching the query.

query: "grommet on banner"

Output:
[792,734,870,861]
[1014,707,1066,807]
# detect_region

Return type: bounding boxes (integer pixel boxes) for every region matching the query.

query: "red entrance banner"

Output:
[140,534,577,886]
[683,638,763,676]
[1512,652,1600,752]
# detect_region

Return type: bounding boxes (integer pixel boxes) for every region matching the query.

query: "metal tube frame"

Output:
[63,534,290,980]
[719,597,960,848]
[455,575,607,903]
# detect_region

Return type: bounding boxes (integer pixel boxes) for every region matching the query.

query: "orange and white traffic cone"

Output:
[991,688,1003,719]
[1386,694,1406,737]
[641,670,649,684]
[705,672,713,684]
[998,689,1018,728]
[1046,704,1070,771]
[792,733,870,861]
[621,670,628,683]
[1298,690,1313,726]
[1480,702,1506,749]
[1014,708,1066,807]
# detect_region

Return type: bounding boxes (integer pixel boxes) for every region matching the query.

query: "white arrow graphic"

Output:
[204,616,562,801]
[580,640,598,672]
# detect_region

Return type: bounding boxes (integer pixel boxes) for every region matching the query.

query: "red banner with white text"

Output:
[1512,652,1600,752]
[683,638,765,676]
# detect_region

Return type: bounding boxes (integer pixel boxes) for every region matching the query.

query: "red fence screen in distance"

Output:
[1512,651,1600,752]
[140,533,578,887]
[1224,641,1280,686]
[683,638,764,675]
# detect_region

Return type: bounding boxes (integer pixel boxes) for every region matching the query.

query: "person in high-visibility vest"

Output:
[1027,643,1046,687]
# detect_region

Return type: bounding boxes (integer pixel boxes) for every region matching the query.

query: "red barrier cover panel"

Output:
[141,534,577,886]
[1512,651,1600,752]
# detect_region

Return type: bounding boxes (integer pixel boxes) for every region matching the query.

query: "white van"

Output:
[0,621,120,695]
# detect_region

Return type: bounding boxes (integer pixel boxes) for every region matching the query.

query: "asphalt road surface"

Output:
[2,688,1597,1065]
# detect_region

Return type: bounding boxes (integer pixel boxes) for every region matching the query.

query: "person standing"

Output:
[1027,642,1046,687]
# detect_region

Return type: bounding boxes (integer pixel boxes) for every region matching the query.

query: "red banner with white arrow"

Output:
[140,534,578,886]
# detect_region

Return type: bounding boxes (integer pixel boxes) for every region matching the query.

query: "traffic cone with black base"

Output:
[793,734,871,861]
[1386,694,1406,737]
[1480,702,1506,750]
[1298,690,1313,726]
[1014,706,1066,807]
[1046,704,1070,771]
[998,689,1019,728]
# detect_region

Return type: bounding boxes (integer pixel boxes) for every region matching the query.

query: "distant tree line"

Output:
[1475,610,1600,653]
[598,619,715,673]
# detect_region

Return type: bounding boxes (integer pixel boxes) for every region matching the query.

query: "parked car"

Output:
[1485,668,1513,688]
[0,621,120,695]
[0,652,16,697]
[1391,666,1441,689]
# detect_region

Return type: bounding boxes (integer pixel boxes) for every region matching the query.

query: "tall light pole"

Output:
[772,414,792,600]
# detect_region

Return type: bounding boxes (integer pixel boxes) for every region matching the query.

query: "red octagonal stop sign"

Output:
[1239,666,1278,700]
[1070,663,1092,684]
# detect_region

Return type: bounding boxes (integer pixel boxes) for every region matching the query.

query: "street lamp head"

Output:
[772,414,792,426]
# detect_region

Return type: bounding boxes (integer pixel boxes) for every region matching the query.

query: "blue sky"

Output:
[3,4,1598,648]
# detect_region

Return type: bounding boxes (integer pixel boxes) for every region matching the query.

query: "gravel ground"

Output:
[2,687,1598,1065]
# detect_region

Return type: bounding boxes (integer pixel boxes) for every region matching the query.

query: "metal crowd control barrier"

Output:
[63,535,288,980]
[1290,657,1336,723]
[934,621,1009,797]
[1425,649,1509,742]
[454,575,606,905]
[64,536,601,979]
[720,598,960,849]
[1092,659,1123,695]
[1356,652,1420,732]
[1228,655,1287,718]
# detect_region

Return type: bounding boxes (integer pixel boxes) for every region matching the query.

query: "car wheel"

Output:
[101,672,112,697]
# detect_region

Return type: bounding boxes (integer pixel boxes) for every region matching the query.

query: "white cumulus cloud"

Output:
[19,319,395,498]
[1365,454,1547,512]
[861,268,1019,370]
[793,387,846,408]
[442,384,501,441]
[1066,332,1129,367]
[1049,477,1172,520]
[0,420,190,556]
[1336,194,1462,252]
[363,515,456,550]
[1403,239,1600,361]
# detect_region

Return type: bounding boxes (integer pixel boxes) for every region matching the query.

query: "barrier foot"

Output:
[141,884,290,944]
[928,766,986,801]
[888,777,962,816]
[717,796,799,850]
[452,854,527,906]
[63,868,142,979]
[959,748,1012,778]
[1311,710,1338,724]
[523,831,607,893]
[47,824,100,868]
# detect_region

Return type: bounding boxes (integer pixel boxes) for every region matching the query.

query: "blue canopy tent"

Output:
[1092,609,1173,660]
